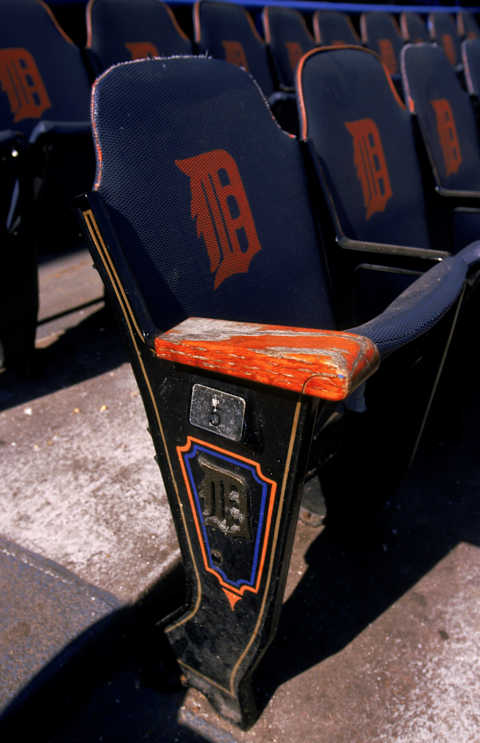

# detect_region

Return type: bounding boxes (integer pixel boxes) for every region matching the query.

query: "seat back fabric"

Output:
[263,6,317,89]
[313,11,360,47]
[462,37,480,96]
[400,12,429,43]
[86,0,191,74]
[194,0,274,96]
[360,11,404,76]
[428,12,461,67]
[92,56,334,333]
[0,0,90,136]
[457,10,480,40]
[296,46,431,250]
[401,42,480,191]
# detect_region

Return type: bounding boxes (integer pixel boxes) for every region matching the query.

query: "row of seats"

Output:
[78,49,480,726]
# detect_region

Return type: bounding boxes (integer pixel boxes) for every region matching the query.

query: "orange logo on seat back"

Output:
[221,41,249,70]
[345,118,393,220]
[0,48,51,122]
[175,149,262,289]
[441,34,456,65]
[431,98,462,176]
[285,42,303,72]
[125,42,160,60]
[378,38,398,75]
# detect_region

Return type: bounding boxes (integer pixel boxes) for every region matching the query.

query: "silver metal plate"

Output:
[190,384,246,441]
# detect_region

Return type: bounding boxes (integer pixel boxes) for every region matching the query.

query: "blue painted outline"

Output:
[182,442,271,590]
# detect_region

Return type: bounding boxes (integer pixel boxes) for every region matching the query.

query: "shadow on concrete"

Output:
[0,564,210,743]
[0,304,127,413]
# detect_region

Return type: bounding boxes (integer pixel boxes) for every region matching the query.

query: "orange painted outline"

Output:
[296,44,405,141]
[40,1,76,46]
[177,435,277,601]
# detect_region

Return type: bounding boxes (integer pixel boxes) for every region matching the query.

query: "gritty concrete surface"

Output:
[1,249,480,741]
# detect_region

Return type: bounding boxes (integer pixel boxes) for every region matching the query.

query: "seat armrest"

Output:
[435,184,480,208]
[337,235,449,262]
[154,317,379,401]
[28,120,91,144]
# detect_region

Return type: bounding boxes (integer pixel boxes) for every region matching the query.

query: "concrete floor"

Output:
[1,250,479,742]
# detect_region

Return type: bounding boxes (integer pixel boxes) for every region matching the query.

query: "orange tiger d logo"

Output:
[221,41,249,70]
[0,48,51,122]
[125,42,160,60]
[345,118,393,220]
[431,98,462,176]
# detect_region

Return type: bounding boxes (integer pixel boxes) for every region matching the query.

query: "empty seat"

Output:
[457,10,480,40]
[194,0,274,96]
[313,10,360,47]
[462,36,480,96]
[360,11,404,77]
[79,55,479,727]
[428,12,461,69]
[400,11,429,43]
[0,0,94,369]
[401,42,480,249]
[262,5,317,89]
[85,0,192,76]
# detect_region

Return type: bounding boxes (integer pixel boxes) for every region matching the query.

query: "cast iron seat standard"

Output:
[312,10,361,47]
[401,42,480,250]
[457,10,480,41]
[85,0,192,77]
[0,0,94,370]
[79,55,480,729]
[428,12,462,70]
[262,5,317,90]
[360,11,404,79]
[400,11,429,43]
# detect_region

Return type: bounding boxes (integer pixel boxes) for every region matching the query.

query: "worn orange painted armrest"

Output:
[154,318,380,401]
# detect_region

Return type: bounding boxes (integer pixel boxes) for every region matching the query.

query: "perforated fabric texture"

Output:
[401,43,480,190]
[297,47,432,250]
[0,0,90,135]
[92,56,334,333]
[263,6,317,89]
[87,0,191,73]
[195,1,275,96]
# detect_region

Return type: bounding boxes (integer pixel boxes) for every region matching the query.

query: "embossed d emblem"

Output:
[0,48,51,122]
[175,149,262,289]
[177,437,277,610]
[431,98,462,176]
[345,118,393,220]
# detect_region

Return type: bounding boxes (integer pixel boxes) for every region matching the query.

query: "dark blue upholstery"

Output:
[92,56,333,332]
[296,46,431,250]
[262,6,317,89]
[194,0,275,97]
[462,37,480,96]
[428,12,461,68]
[401,43,480,192]
[90,56,479,364]
[86,0,191,75]
[312,11,360,47]
[360,11,404,77]
[400,12,429,44]
[457,10,480,41]
[0,0,90,137]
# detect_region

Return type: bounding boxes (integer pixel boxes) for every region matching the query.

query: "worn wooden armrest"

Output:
[154,317,379,401]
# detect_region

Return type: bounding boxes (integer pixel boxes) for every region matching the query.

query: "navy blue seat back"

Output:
[428,12,461,68]
[86,0,191,75]
[0,0,90,137]
[312,11,360,47]
[462,37,480,96]
[401,43,480,191]
[360,11,404,77]
[194,0,274,97]
[296,46,431,250]
[400,12,429,43]
[262,6,316,89]
[457,11,480,41]
[92,56,334,332]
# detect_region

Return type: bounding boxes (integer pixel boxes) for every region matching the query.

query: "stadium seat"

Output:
[79,55,480,729]
[457,10,480,41]
[462,36,480,96]
[400,11,429,43]
[428,12,462,69]
[360,11,404,78]
[312,10,361,47]
[262,5,317,89]
[194,0,274,96]
[401,42,480,249]
[85,0,192,76]
[0,0,94,369]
